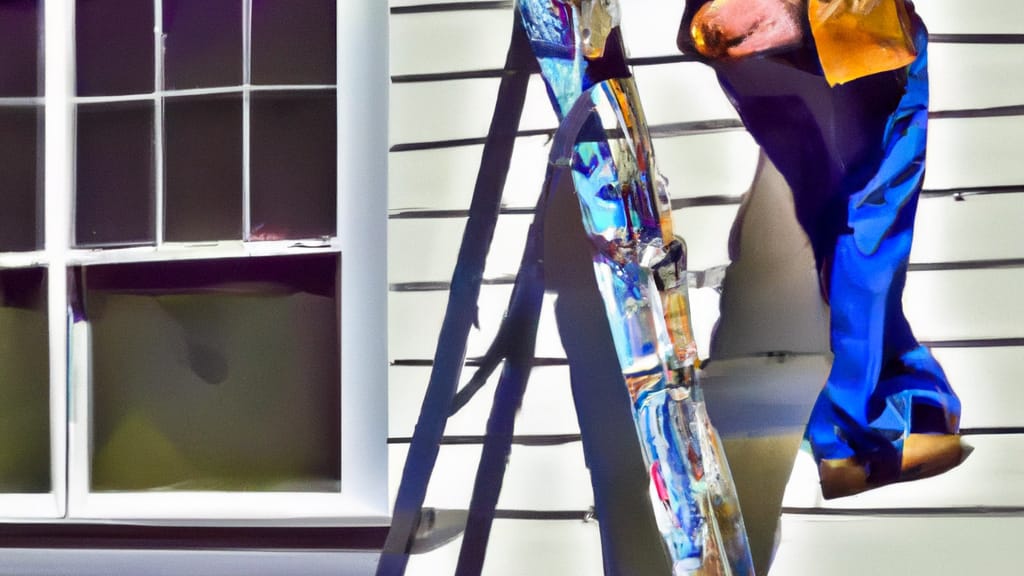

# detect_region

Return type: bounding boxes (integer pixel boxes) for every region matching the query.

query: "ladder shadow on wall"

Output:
[700,151,831,575]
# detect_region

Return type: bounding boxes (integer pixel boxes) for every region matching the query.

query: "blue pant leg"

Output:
[807,188,961,478]
[872,211,962,439]
[806,218,913,476]
[805,23,960,478]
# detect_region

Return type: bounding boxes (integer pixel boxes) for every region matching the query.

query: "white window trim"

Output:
[0,0,389,524]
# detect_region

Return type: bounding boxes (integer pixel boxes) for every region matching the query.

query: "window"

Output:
[0,0,387,524]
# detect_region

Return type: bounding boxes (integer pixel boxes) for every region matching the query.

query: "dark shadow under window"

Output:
[0,267,50,493]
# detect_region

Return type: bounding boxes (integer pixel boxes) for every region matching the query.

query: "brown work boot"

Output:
[900,433,963,481]
[818,457,869,500]
[818,434,963,499]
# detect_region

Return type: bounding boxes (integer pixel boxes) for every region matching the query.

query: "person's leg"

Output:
[678,0,962,496]
[810,190,962,497]
[807,199,918,480]
[807,21,962,495]
[873,219,961,443]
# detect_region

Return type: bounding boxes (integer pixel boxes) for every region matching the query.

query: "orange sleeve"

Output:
[808,0,917,86]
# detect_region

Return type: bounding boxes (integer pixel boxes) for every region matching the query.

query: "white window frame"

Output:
[0,0,388,525]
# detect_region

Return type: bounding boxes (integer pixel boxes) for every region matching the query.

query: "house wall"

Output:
[387,1,1024,574]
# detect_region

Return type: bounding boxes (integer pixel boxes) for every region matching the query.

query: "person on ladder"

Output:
[676,0,963,498]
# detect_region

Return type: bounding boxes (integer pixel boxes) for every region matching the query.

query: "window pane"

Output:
[75,102,155,247]
[163,0,243,90]
[0,268,50,493]
[0,107,43,251]
[251,0,336,85]
[76,0,154,96]
[164,94,243,242]
[0,0,41,97]
[250,91,336,239]
[83,255,341,492]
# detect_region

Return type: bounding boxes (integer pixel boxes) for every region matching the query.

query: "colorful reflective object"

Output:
[518,1,753,573]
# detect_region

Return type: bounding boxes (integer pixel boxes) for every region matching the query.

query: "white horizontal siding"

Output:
[389,286,723,363]
[389,137,550,212]
[387,365,580,438]
[629,62,740,125]
[388,289,565,361]
[389,266,1023,364]
[617,0,687,58]
[405,519,603,576]
[925,116,1024,190]
[914,0,1024,34]
[904,268,1024,341]
[389,75,557,145]
[387,205,739,285]
[769,513,1024,576]
[929,44,1024,112]
[389,9,512,77]
[388,192,1024,292]
[933,347,1024,429]
[388,214,531,285]
[387,443,593,511]
[388,130,760,213]
[912,193,1024,264]
[652,131,761,200]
